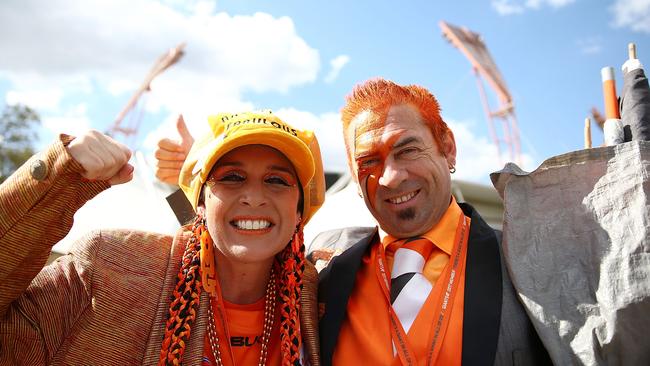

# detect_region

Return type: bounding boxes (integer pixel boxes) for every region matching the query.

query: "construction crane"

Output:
[107,42,186,146]
[440,21,521,165]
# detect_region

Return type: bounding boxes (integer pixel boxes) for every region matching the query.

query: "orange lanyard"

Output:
[210,279,238,366]
[201,231,237,366]
[372,214,469,366]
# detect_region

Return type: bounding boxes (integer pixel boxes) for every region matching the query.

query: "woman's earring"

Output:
[449,165,456,174]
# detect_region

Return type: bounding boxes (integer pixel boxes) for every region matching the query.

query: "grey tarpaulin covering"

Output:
[621,67,650,142]
[490,141,650,365]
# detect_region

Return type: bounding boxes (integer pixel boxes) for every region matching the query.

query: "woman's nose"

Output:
[238,183,267,207]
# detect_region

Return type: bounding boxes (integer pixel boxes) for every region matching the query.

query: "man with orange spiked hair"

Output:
[310,78,550,366]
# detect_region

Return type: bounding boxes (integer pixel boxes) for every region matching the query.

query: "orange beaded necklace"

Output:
[206,269,277,366]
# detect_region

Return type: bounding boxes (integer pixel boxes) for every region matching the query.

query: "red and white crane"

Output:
[440,21,521,165]
[107,42,186,146]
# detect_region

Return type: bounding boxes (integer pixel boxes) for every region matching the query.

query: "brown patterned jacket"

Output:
[0,136,320,365]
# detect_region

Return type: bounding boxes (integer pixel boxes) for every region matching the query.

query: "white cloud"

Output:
[192,1,217,16]
[324,55,350,84]
[2,72,93,113]
[576,38,603,55]
[611,0,650,33]
[447,119,536,182]
[0,0,320,138]
[41,103,92,138]
[492,0,525,15]
[274,108,348,172]
[524,0,543,9]
[107,79,139,97]
[492,0,575,15]
[159,0,215,15]
[5,89,64,111]
[546,0,576,6]
[527,0,575,8]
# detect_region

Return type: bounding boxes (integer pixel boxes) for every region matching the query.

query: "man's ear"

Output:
[441,130,457,168]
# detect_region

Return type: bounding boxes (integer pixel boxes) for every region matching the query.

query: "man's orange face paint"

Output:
[353,116,403,206]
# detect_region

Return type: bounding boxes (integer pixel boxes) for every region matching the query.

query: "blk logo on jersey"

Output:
[230,335,261,347]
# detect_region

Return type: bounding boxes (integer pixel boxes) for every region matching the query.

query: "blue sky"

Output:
[1,0,649,183]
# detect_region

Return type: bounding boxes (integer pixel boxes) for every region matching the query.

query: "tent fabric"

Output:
[621,67,650,142]
[490,141,650,365]
[53,151,179,255]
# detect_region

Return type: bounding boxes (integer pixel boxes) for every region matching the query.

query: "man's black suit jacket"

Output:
[308,203,551,366]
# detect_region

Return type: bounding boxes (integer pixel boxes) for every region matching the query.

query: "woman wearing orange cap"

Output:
[0,111,324,366]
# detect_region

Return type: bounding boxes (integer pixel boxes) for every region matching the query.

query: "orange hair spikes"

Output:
[340,78,452,175]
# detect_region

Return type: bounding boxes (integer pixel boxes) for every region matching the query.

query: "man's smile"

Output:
[385,189,420,205]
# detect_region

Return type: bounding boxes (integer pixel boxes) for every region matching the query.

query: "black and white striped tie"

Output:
[390,237,434,334]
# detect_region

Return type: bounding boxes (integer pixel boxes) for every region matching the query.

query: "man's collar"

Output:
[381,197,461,255]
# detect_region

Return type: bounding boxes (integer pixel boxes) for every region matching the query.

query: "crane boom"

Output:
[109,42,186,139]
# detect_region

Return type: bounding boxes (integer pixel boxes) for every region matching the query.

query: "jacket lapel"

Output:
[460,203,502,366]
[319,228,379,366]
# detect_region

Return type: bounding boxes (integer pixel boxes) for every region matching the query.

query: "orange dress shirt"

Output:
[333,198,468,366]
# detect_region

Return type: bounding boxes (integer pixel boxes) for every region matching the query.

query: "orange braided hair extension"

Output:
[158,216,206,366]
[275,226,306,366]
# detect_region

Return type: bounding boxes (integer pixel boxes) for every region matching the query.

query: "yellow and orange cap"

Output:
[179,111,325,225]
